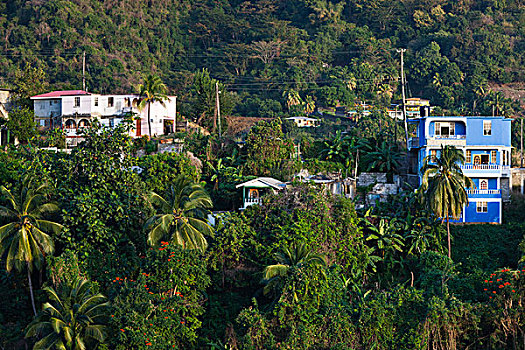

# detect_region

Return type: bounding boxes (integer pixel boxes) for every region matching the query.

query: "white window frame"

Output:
[491,150,497,163]
[74,97,80,107]
[94,97,99,107]
[476,201,488,213]
[466,150,471,163]
[483,120,492,136]
[435,122,455,137]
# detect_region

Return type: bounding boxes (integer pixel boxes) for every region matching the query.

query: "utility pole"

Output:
[520,117,523,168]
[216,81,221,137]
[82,51,86,91]
[397,48,409,169]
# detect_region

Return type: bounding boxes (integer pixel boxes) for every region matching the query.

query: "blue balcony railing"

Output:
[466,189,501,199]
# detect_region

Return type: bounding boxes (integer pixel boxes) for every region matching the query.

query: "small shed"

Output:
[235,177,286,209]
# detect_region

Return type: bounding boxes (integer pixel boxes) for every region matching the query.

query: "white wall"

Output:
[61,95,92,115]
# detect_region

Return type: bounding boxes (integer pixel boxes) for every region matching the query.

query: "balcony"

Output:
[434,135,466,140]
[427,135,466,147]
[408,137,419,149]
[466,189,501,199]
[461,164,510,175]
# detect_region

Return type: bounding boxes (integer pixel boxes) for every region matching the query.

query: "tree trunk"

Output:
[27,265,37,316]
[447,215,451,259]
[147,102,152,137]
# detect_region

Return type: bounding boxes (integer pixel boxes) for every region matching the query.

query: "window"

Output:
[483,120,492,136]
[49,101,52,106]
[503,150,507,165]
[430,149,437,162]
[479,179,488,190]
[491,150,497,163]
[94,97,99,106]
[476,201,488,213]
[108,97,114,107]
[435,122,455,137]
[74,97,80,107]
[40,103,45,110]
[466,150,471,163]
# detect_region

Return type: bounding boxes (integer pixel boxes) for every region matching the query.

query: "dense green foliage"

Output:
[2,2,525,347]
[0,121,524,348]
[1,0,524,117]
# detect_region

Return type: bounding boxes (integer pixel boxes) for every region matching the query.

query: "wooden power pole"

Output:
[397,48,410,170]
[82,51,86,91]
[520,117,523,168]
[216,81,222,137]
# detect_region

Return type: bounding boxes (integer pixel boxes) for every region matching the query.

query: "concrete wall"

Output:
[34,99,62,118]
[511,168,525,194]
[62,95,92,115]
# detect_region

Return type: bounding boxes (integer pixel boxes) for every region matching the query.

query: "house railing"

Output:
[461,164,510,170]
[433,134,466,139]
[245,197,260,204]
[466,189,501,195]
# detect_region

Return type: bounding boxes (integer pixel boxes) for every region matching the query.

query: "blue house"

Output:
[409,116,512,224]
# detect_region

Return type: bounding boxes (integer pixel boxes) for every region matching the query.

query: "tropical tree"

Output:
[0,182,62,315]
[420,145,474,259]
[320,130,348,164]
[145,175,213,252]
[262,242,327,300]
[364,218,404,257]
[26,277,109,349]
[282,89,303,114]
[137,74,169,137]
[303,95,316,114]
[364,141,403,183]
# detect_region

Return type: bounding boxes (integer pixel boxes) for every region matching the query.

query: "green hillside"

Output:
[1,0,524,116]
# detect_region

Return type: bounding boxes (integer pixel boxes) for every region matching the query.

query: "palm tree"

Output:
[364,141,403,183]
[0,182,63,315]
[262,242,327,300]
[137,74,169,137]
[145,175,213,253]
[420,145,474,259]
[26,277,108,350]
[282,89,303,114]
[303,95,315,114]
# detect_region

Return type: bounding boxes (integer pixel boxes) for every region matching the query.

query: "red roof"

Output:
[31,90,90,98]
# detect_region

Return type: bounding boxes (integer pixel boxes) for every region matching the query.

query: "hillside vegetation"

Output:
[1,0,524,117]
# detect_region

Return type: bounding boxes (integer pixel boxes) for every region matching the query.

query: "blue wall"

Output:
[464,201,500,223]
[419,122,426,146]
[466,118,511,146]
[471,178,498,189]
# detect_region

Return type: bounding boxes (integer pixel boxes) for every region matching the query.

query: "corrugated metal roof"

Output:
[31,90,90,98]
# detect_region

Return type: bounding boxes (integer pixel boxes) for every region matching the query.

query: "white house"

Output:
[285,116,320,128]
[31,90,177,144]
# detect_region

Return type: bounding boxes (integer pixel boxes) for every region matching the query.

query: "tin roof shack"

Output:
[298,172,355,198]
[356,172,401,207]
[236,177,286,210]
